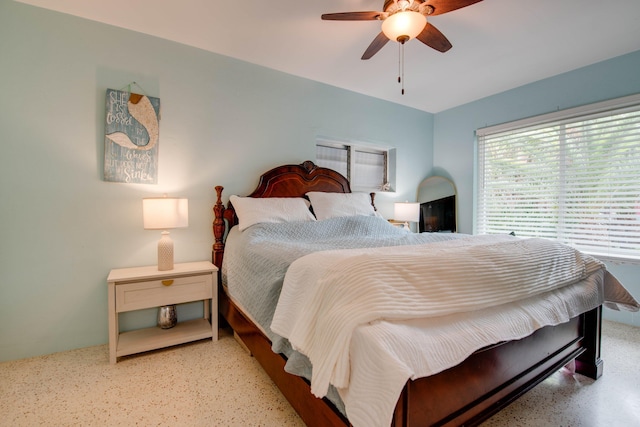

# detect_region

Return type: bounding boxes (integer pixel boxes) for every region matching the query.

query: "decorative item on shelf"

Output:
[157,304,177,329]
[142,195,189,271]
[394,201,420,231]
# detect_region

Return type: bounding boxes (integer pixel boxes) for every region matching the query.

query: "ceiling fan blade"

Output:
[416,22,452,52]
[424,0,483,16]
[321,11,383,21]
[361,32,390,60]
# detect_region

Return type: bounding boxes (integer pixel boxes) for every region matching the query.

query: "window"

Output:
[316,138,395,192]
[476,94,640,262]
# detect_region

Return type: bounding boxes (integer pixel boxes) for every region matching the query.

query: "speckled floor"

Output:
[1,321,638,426]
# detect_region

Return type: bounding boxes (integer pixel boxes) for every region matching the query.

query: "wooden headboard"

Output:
[212,160,377,268]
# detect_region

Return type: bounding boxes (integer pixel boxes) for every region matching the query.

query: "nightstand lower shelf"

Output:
[116,318,213,358]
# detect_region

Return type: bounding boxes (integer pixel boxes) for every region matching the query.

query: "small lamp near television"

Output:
[143,195,188,271]
[394,202,420,232]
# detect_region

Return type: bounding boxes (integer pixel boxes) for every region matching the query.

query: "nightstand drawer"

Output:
[115,274,213,312]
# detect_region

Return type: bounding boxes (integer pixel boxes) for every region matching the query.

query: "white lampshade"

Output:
[394,202,420,222]
[143,197,188,271]
[143,197,188,230]
[382,11,426,42]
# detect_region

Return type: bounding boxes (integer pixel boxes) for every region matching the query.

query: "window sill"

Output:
[589,253,640,266]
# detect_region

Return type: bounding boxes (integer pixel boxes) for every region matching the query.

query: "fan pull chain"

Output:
[401,42,405,95]
[398,42,401,85]
[397,41,406,95]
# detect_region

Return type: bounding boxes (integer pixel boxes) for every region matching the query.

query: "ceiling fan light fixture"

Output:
[381,11,426,42]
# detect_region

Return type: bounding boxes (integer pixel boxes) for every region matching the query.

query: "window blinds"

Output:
[316,144,348,178]
[316,142,387,191]
[476,94,640,261]
[352,149,385,189]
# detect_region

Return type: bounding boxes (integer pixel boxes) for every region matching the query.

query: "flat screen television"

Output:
[419,195,456,232]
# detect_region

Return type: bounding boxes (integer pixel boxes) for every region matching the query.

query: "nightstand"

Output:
[107,261,217,364]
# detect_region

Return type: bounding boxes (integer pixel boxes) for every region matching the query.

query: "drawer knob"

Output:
[162,280,174,287]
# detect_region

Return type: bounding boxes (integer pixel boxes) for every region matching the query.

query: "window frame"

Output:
[475,93,640,264]
[316,137,396,193]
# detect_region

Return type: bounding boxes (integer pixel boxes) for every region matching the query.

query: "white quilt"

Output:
[270,234,638,427]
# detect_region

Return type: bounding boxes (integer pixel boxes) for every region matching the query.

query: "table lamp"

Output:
[394,201,420,232]
[143,196,188,271]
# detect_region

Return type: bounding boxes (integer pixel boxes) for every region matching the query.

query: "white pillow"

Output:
[230,195,315,231]
[306,192,376,221]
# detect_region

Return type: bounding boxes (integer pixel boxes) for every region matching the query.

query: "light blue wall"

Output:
[433,50,640,327]
[2,0,636,363]
[0,1,433,362]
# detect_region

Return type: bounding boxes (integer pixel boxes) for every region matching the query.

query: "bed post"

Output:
[575,306,603,379]
[212,186,226,269]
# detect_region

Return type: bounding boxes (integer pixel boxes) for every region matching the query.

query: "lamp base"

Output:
[157,231,174,271]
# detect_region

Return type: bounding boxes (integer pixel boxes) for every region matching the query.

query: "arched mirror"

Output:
[416,176,457,233]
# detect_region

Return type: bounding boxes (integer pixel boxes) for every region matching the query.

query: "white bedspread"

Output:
[270,234,638,427]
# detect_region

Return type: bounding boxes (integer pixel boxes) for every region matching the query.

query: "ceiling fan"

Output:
[322,0,483,60]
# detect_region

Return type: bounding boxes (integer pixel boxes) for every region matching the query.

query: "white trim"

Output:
[316,135,393,151]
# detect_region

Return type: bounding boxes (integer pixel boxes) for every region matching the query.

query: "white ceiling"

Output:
[17,0,640,113]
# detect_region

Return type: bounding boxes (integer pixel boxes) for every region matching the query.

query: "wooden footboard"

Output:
[393,306,602,426]
[219,281,602,427]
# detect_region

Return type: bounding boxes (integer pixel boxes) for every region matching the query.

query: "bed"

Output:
[211,160,638,427]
